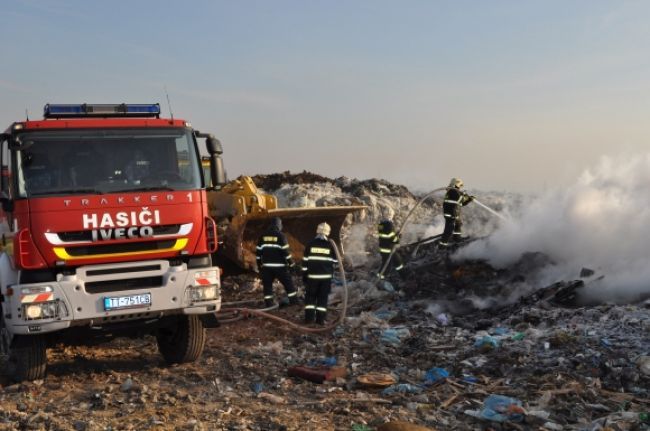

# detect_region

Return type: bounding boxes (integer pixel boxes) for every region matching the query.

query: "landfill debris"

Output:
[381,383,424,396]
[380,327,411,346]
[0,172,648,430]
[377,421,436,431]
[465,394,525,423]
[423,368,449,385]
[287,365,347,384]
[356,372,397,388]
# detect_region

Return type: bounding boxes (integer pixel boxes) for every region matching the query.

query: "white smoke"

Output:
[459,154,650,304]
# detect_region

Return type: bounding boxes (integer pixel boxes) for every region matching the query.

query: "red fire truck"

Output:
[0,103,224,381]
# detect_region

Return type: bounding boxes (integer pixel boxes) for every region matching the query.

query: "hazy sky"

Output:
[2,0,649,193]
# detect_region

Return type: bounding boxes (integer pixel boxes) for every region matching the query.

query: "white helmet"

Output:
[316,222,331,236]
[449,177,464,188]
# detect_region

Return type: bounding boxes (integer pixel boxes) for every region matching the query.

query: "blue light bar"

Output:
[43,103,161,119]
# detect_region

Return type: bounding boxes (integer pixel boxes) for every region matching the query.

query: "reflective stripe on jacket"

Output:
[256,229,292,268]
[302,237,337,279]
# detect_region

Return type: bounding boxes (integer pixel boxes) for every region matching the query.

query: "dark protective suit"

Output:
[302,235,338,325]
[377,220,405,279]
[440,188,473,247]
[255,225,297,306]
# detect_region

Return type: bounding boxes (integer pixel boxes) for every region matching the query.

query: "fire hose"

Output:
[216,238,348,333]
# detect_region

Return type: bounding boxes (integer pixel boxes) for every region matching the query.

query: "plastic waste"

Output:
[374,307,398,321]
[380,327,411,346]
[636,356,650,376]
[381,383,423,396]
[492,327,509,336]
[423,367,449,385]
[479,394,525,422]
[308,357,337,367]
[461,374,479,384]
[511,332,525,341]
[474,335,499,349]
[379,280,395,292]
[250,382,264,394]
[351,425,372,431]
[435,313,450,326]
[640,412,649,423]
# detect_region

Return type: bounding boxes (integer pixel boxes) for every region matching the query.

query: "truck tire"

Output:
[9,335,47,382]
[156,315,206,364]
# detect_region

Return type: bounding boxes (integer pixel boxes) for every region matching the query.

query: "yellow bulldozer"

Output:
[198,138,365,275]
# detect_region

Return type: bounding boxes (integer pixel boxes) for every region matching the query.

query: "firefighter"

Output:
[255,217,298,307]
[302,222,338,325]
[377,219,406,280]
[439,178,474,248]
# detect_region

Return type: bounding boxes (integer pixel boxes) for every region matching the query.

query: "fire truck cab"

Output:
[0,103,224,381]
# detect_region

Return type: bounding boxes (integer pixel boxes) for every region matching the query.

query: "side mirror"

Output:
[205,136,223,156]
[0,191,13,213]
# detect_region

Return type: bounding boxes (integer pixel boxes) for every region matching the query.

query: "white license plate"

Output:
[103,293,151,311]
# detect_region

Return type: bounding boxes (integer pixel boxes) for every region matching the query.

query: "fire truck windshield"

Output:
[15,128,202,197]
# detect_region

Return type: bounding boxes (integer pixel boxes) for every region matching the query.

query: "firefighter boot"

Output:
[315,310,327,326]
[304,307,316,324]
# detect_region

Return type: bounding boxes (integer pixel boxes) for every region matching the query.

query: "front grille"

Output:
[85,276,163,294]
[58,225,181,242]
[65,240,175,257]
[86,264,162,277]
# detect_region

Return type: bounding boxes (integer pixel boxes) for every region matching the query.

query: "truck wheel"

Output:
[9,335,47,382]
[156,315,206,364]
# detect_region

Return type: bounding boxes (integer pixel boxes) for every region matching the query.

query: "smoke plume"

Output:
[460,154,650,304]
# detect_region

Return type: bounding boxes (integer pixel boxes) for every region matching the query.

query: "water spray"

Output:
[472,197,509,221]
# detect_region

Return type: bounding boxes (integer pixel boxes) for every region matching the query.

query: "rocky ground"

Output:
[1,173,648,430]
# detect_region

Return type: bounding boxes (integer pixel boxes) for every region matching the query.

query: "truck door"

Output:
[0,136,14,254]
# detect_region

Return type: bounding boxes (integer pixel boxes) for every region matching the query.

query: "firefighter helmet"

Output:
[316,222,331,237]
[449,177,464,189]
[379,219,394,233]
[271,217,282,231]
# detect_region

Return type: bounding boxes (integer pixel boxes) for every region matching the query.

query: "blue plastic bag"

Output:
[480,394,524,422]
[423,367,450,385]
[474,335,499,349]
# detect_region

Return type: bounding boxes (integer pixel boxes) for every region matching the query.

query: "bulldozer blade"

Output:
[214,206,366,275]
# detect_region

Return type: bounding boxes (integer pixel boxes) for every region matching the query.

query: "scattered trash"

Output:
[473,335,499,350]
[423,367,449,385]
[351,425,373,431]
[356,372,397,388]
[380,327,411,346]
[250,382,264,394]
[379,280,395,292]
[480,394,525,423]
[435,313,450,326]
[381,383,423,396]
[308,357,338,367]
[377,421,435,431]
[491,327,509,336]
[257,392,286,404]
[511,332,525,341]
[461,374,479,384]
[288,365,347,384]
[636,355,650,376]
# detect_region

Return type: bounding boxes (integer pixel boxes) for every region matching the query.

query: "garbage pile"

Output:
[1,172,649,430]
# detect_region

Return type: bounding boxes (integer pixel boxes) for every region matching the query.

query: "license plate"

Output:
[103,293,151,311]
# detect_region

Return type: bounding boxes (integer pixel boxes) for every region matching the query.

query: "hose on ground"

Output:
[216,238,348,334]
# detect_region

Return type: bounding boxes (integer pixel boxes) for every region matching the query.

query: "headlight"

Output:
[25,305,43,319]
[22,300,67,321]
[186,285,219,303]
